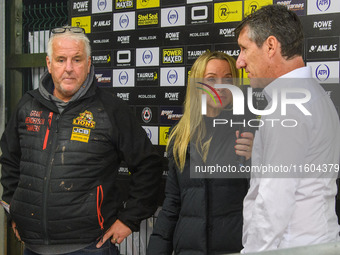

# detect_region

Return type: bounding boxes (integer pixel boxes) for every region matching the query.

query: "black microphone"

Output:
[236,125,250,167]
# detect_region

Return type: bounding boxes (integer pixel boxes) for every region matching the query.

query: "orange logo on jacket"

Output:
[73,110,96,129]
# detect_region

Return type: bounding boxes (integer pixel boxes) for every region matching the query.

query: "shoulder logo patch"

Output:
[73,110,96,129]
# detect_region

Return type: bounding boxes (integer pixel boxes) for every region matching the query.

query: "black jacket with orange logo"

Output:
[0,70,163,245]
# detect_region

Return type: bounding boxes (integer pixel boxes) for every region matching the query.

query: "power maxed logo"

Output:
[116,0,133,9]
[163,48,183,64]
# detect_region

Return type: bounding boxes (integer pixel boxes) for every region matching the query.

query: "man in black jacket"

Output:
[0,26,163,255]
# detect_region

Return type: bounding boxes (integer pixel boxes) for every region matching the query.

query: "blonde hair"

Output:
[167,51,239,171]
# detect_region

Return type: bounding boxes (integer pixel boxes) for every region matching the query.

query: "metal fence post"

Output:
[0,0,6,254]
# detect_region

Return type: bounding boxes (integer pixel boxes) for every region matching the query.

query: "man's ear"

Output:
[266,36,279,58]
[87,56,91,73]
[46,56,52,73]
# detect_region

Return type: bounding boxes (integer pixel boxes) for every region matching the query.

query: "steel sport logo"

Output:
[317,0,331,12]
[197,82,223,115]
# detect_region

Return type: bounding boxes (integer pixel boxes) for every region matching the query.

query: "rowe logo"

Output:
[199,83,312,116]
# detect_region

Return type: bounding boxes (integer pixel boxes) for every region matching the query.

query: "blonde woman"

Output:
[147,51,254,255]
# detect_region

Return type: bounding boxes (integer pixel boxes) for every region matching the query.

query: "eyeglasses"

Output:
[50,26,85,36]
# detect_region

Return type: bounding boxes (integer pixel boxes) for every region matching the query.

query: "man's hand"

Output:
[11,221,23,243]
[96,219,132,248]
[235,131,254,160]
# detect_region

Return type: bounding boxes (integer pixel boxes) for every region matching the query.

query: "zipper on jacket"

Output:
[97,185,104,230]
[97,185,105,241]
[43,112,53,150]
[42,113,60,244]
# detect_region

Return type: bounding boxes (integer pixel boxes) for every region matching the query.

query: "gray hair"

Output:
[47,26,91,60]
[235,5,304,60]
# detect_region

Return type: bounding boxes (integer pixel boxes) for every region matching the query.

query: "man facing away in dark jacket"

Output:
[0,26,163,255]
